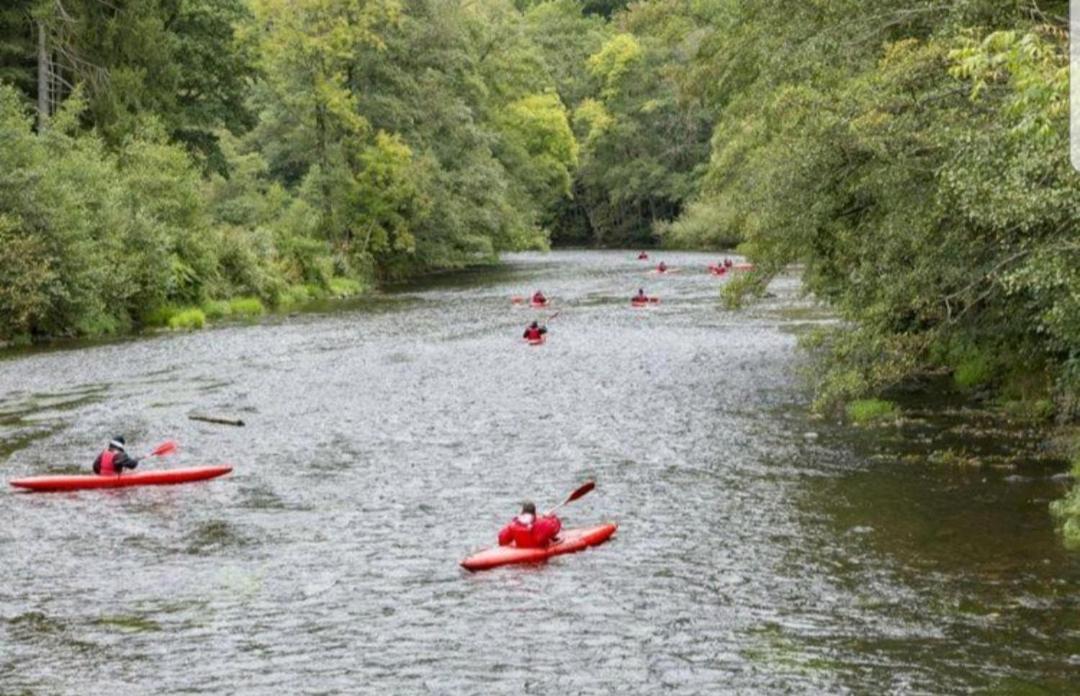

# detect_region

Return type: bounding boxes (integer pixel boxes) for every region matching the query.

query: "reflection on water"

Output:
[1,251,1077,694]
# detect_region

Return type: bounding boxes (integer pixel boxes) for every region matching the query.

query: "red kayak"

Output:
[631,297,659,307]
[527,336,546,346]
[708,265,727,276]
[9,466,233,492]
[461,523,617,571]
[530,301,550,309]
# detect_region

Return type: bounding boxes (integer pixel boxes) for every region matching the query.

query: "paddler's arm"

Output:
[116,452,140,470]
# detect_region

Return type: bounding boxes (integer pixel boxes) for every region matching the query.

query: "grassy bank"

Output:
[142,279,369,333]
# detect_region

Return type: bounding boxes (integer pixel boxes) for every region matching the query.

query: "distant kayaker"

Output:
[657,261,668,273]
[724,258,733,268]
[633,288,648,302]
[532,290,547,305]
[638,251,649,260]
[498,501,561,548]
[523,321,548,341]
[92,436,140,476]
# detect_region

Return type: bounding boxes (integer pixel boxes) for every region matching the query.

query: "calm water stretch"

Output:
[2,251,1077,694]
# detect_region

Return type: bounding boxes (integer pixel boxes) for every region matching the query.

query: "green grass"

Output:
[953,354,993,389]
[329,277,363,297]
[1050,486,1080,550]
[1001,399,1055,422]
[277,284,317,308]
[227,297,265,318]
[277,277,364,308]
[201,300,231,320]
[142,305,179,328]
[167,308,206,330]
[845,398,899,424]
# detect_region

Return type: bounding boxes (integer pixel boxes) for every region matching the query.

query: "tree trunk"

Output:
[36,21,50,130]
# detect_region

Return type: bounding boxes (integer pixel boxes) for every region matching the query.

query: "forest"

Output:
[1,1,1078,535]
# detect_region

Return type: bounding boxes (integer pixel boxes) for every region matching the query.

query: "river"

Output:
[1,250,1077,694]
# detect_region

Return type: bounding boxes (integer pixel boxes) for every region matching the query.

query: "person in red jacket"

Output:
[498,501,561,548]
[531,290,547,305]
[657,261,668,273]
[92,436,140,475]
[523,321,547,341]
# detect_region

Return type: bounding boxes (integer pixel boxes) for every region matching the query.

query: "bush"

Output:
[167,308,206,330]
[227,297,265,318]
[201,300,231,320]
[845,399,899,424]
[954,354,993,390]
[1001,399,1055,422]
[329,277,364,297]
[1050,482,1080,550]
[142,305,179,328]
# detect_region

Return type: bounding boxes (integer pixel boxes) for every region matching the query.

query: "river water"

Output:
[1,250,1077,694]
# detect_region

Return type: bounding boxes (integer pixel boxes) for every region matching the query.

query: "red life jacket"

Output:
[99,450,117,476]
[498,515,561,548]
[525,327,543,340]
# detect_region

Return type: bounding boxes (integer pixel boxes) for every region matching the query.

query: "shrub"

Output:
[142,305,179,328]
[329,277,364,297]
[1001,399,1055,422]
[227,297,265,318]
[1050,483,1080,550]
[845,399,899,424]
[167,308,206,330]
[201,300,231,320]
[954,355,993,389]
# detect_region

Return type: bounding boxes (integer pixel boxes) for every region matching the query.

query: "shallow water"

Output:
[1,250,1077,694]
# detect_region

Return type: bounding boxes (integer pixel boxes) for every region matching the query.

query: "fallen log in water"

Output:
[188,414,246,427]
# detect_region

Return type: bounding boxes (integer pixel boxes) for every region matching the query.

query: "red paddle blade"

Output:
[564,481,595,505]
[150,440,178,457]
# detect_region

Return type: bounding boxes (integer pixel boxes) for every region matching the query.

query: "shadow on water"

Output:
[785,376,1080,692]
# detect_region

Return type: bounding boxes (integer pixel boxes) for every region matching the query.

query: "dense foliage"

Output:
[2,0,1079,540]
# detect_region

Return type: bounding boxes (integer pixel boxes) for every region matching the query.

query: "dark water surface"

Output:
[2,251,1077,694]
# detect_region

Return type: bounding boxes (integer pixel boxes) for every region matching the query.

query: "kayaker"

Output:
[92,436,140,476]
[657,261,668,273]
[638,251,648,260]
[633,288,648,302]
[724,257,733,268]
[498,501,561,548]
[532,290,547,305]
[523,321,547,341]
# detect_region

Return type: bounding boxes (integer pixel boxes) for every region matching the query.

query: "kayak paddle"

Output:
[141,440,178,460]
[545,480,595,516]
